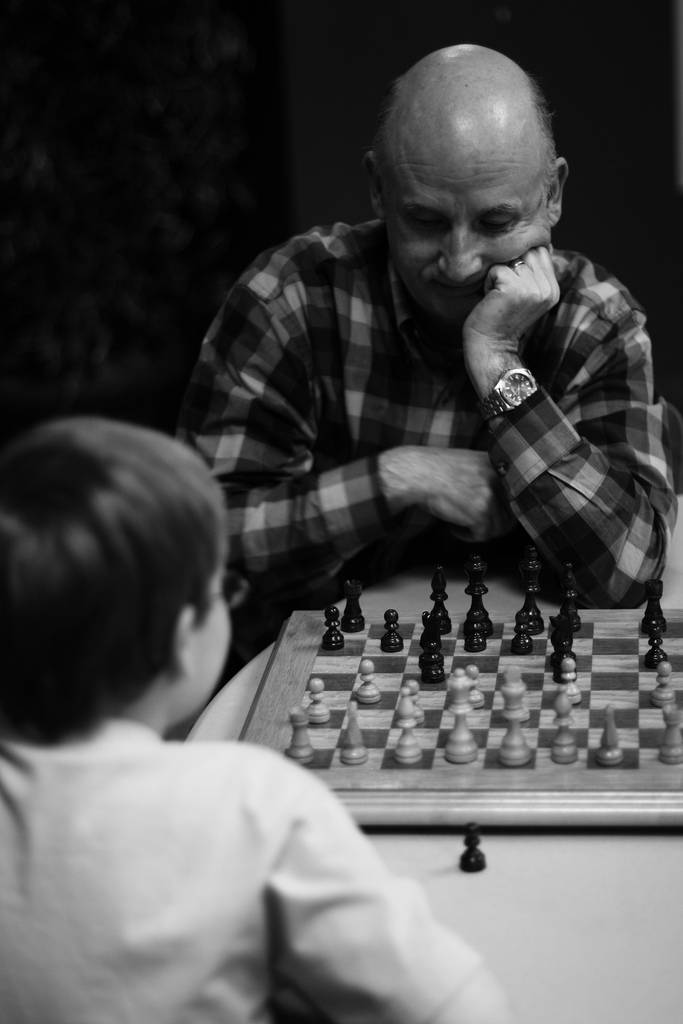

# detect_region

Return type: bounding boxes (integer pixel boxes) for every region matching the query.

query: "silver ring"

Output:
[511,258,525,270]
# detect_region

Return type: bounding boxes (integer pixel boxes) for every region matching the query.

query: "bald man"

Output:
[178,44,680,662]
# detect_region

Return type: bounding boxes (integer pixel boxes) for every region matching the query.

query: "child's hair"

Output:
[0,416,227,742]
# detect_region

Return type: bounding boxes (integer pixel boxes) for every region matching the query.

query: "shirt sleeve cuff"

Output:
[487,387,582,498]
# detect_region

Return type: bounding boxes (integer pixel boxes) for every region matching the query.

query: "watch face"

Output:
[499,371,535,406]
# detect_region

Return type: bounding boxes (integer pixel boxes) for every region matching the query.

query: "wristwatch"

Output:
[479,367,537,419]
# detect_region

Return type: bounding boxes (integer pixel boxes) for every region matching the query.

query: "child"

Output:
[0,416,513,1024]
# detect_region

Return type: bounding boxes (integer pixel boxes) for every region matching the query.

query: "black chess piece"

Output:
[517,544,544,635]
[418,610,445,684]
[558,562,581,631]
[380,608,404,652]
[340,578,365,632]
[644,626,668,669]
[510,609,534,655]
[464,551,493,638]
[321,605,344,650]
[459,822,486,873]
[641,578,667,636]
[429,565,452,635]
[549,613,575,681]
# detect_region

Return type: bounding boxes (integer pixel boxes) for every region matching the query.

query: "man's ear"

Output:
[363,149,386,220]
[168,604,196,681]
[546,157,569,227]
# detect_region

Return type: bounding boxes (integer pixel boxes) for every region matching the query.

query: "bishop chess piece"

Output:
[340,700,368,765]
[459,823,486,873]
[650,660,675,709]
[340,578,365,632]
[418,611,445,684]
[380,608,404,652]
[321,605,344,650]
[429,565,452,635]
[558,562,581,631]
[285,706,314,764]
[306,676,331,724]
[641,577,666,636]
[516,544,544,635]
[595,705,623,766]
[355,657,381,705]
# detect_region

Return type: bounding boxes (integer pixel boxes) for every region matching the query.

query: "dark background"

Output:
[3,0,683,446]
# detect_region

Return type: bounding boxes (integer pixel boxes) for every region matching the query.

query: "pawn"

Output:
[321,605,344,650]
[340,700,368,765]
[465,664,485,709]
[306,676,331,724]
[404,678,425,725]
[380,608,404,652]
[644,627,668,670]
[446,666,472,715]
[498,717,532,767]
[355,657,381,705]
[595,705,624,766]
[459,822,486,873]
[396,686,417,728]
[393,716,422,766]
[510,610,534,655]
[559,656,582,706]
[444,710,478,764]
[659,705,683,765]
[285,706,314,764]
[651,660,675,709]
[551,690,578,764]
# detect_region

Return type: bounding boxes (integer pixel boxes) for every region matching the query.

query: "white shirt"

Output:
[0,720,481,1023]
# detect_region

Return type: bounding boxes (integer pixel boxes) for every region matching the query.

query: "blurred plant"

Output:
[1,0,253,393]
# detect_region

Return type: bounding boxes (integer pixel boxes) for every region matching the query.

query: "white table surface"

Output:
[187,516,683,1024]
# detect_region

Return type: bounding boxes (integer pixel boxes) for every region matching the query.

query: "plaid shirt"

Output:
[178,220,678,638]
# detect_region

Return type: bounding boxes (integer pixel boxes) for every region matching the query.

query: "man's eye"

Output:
[480,219,514,234]
[405,210,443,226]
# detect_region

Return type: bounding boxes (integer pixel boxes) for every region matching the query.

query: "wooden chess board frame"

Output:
[239,609,683,828]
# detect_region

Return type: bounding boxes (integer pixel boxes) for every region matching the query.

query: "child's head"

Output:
[0,416,230,742]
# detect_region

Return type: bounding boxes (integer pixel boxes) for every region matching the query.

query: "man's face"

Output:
[368,145,561,331]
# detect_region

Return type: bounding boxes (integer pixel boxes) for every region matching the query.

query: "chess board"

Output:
[239,608,683,827]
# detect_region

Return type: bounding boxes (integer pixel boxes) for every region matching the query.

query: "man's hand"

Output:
[378,447,515,543]
[463,245,560,398]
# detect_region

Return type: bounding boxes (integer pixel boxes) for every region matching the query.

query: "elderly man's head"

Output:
[364,44,567,332]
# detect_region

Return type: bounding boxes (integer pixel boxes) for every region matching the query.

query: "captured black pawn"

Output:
[460,822,486,873]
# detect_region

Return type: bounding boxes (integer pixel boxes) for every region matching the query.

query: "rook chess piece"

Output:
[459,822,486,872]
[641,578,667,636]
[341,578,365,632]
